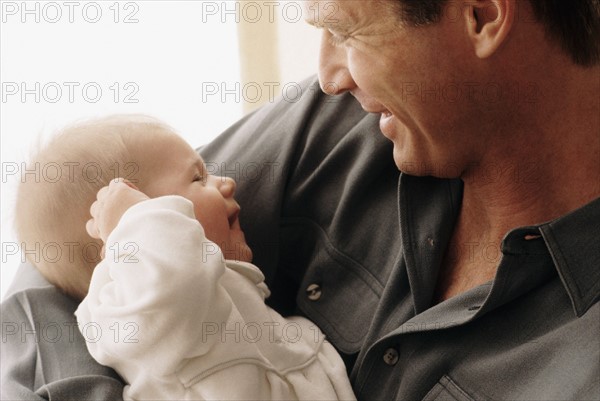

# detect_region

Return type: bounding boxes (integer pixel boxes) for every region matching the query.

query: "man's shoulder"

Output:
[1,268,125,399]
[2,282,78,323]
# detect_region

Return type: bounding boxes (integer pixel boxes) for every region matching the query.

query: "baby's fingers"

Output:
[95,184,109,202]
[89,199,101,218]
[86,217,100,239]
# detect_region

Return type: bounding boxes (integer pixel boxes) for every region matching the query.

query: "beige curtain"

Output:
[236,1,281,114]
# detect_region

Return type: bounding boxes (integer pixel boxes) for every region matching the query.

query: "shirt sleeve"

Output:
[1,287,124,401]
[75,195,233,377]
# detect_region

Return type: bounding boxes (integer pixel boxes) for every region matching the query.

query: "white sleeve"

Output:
[75,195,233,377]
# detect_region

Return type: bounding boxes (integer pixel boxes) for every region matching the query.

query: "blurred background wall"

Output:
[1,0,321,299]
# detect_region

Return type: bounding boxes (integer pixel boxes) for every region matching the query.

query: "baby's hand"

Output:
[86,178,149,245]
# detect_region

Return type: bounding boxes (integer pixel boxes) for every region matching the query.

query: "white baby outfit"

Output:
[75,196,356,401]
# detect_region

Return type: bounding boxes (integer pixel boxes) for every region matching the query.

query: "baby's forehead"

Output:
[138,129,192,152]
[154,133,203,161]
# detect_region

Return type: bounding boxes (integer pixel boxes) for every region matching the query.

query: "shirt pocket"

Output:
[421,375,476,401]
[282,221,384,355]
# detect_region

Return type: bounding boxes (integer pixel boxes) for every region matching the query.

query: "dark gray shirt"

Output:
[2,77,598,400]
[349,175,600,400]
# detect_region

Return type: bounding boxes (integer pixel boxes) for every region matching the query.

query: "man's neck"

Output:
[435,64,600,302]
[463,85,599,240]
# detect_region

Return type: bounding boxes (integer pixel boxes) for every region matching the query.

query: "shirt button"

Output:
[306,284,322,301]
[383,348,399,366]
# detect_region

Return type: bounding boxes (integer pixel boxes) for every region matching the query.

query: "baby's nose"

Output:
[219,176,236,198]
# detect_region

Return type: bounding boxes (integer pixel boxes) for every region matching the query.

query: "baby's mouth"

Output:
[228,207,240,228]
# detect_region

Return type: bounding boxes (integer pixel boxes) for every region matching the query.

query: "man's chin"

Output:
[392,147,415,174]
[394,152,465,179]
[393,148,434,177]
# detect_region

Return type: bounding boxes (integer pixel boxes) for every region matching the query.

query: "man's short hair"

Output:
[394,0,600,66]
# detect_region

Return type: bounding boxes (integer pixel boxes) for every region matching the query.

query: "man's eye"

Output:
[328,30,349,46]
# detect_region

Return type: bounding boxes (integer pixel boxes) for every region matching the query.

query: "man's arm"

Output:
[1,283,124,400]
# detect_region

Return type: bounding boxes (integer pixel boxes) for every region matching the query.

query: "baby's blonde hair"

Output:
[15,115,178,300]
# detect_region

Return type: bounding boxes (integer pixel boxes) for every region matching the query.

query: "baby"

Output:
[15,115,356,401]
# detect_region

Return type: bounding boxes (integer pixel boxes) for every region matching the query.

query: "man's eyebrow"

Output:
[305,18,321,27]
[305,18,352,31]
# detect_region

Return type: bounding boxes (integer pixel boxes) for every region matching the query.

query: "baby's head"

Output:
[15,115,251,300]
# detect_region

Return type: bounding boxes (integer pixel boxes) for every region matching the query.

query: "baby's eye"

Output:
[193,174,204,183]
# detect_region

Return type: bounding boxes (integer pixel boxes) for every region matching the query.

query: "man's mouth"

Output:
[354,101,396,137]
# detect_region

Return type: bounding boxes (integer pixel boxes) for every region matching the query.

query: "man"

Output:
[2,0,598,399]
[309,0,599,302]
[304,0,599,399]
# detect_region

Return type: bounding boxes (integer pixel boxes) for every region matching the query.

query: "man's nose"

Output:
[218,176,236,198]
[317,31,356,96]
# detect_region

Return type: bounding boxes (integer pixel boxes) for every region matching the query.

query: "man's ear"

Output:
[463,0,515,59]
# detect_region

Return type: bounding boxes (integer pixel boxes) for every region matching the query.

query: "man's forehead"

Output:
[304,1,393,29]
[304,0,352,27]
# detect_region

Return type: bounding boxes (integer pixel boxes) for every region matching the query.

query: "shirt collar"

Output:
[400,174,600,317]
[538,196,600,316]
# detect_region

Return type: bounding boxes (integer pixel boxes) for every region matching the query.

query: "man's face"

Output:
[306,0,483,177]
